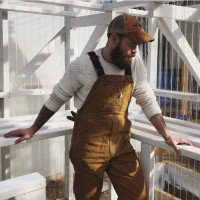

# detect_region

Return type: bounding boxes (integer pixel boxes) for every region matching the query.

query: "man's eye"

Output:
[131,44,137,48]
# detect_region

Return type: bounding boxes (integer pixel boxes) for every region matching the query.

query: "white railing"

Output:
[0,111,200,200]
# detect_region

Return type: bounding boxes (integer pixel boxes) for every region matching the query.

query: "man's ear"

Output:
[110,33,119,46]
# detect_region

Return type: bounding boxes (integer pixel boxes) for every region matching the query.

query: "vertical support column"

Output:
[147,2,159,89]
[0,10,11,181]
[140,143,155,200]
[64,6,74,197]
[1,146,11,180]
[108,10,118,200]
[108,179,118,200]
[0,10,9,117]
[65,6,74,110]
[64,134,74,200]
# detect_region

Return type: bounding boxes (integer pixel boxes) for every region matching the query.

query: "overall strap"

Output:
[125,67,132,76]
[87,51,105,77]
[87,51,132,76]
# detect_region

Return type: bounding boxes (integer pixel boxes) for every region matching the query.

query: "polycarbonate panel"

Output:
[154,151,200,200]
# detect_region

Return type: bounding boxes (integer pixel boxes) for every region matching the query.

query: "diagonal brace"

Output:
[158,18,200,87]
[10,26,65,91]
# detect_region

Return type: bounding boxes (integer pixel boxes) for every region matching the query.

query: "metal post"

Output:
[147,2,159,89]
[0,9,11,181]
[108,179,118,200]
[64,6,74,111]
[0,9,9,117]
[64,134,74,200]
[140,142,155,200]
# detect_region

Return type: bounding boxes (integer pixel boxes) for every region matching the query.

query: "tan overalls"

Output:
[70,51,147,200]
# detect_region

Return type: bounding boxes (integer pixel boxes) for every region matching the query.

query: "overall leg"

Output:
[70,150,108,200]
[106,151,147,200]
[70,133,110,200]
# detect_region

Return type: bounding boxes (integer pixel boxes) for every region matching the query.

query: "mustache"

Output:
[126,54,135,59]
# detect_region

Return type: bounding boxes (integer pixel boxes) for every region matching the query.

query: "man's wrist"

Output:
[162,132,171,141]
[31,105,55,133]
[29,125,38,135]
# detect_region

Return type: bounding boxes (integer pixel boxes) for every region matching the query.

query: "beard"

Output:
[110,43,135,70]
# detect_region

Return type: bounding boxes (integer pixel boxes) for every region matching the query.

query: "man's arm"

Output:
[150,113,192,154]
[4,58,83,143]
[31,105,55,132]
[4,105,55,144]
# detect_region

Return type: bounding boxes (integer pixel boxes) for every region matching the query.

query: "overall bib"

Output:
[70,52,147,200]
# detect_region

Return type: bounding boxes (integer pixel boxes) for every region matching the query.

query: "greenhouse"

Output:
[0,0,200,200]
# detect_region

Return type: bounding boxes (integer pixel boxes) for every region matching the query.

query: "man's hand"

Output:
[3,105,55,144]
[150,113,193,154]
[4,127,36,144]
[164,134,193,154]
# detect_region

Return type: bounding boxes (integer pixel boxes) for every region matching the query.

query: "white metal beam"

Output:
[103,0,186,11]
[65,134,74,200]
[0,3,80,17]
[1,2,200,23]
[81,25,107,55]
[158,18,200,87]
[0,92,4,98]
[117,8,149,17]
[118,3,200,23]
[0,10,9,118]
[153,3,200,23]
[132,129,200,162]
[103,1,150,12]
[109,180,118,200]
[154,89,200,102]
[65,6,74,111]
[1,146,10,180]
[20,0,104,11]
[9,27,65,91]
[3,88,200,103]
[0,90,52,98]
[10,89,53,97]
[70,12,112,28]
[190,4,200,9]
[147,2,159,89]
[140,143,155,200]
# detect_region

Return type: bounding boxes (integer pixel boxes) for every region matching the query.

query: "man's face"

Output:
[110,36,137,70]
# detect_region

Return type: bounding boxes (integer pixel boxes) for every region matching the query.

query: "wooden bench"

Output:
[0,111,200,200]
[0,172,46,200]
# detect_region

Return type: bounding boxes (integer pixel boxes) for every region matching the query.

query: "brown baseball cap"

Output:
[108,13,154,45]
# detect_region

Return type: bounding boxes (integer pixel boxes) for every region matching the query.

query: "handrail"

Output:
[132,130,200,162]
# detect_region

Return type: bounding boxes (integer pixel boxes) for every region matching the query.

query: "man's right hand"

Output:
[4,127,36,144]
[3,105,55,144]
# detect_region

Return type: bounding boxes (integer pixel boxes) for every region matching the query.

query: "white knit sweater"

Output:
[45,48,161,120]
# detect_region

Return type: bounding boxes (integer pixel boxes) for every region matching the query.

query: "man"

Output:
[4,14,192,200]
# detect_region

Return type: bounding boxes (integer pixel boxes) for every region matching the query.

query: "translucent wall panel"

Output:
[4,1,66,181]
[157,22,200,122]
[154,151,200,200]
[8,2,65,117]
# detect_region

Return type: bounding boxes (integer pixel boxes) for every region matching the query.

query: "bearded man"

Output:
[4,14,192,200]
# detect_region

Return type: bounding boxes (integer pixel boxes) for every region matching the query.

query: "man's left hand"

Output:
[164,134,193,154]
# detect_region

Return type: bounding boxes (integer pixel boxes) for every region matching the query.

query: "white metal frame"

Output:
[0,0,199,110]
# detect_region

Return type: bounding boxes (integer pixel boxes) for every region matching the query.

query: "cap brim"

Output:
[128,31,155,45]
